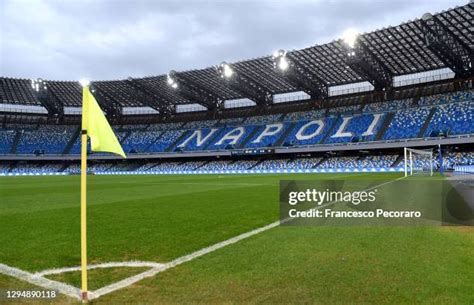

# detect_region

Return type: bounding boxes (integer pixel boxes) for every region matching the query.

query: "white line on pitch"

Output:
[0,263,81,300]
[90,175,407,300]
[0,174,405,301]
[35,261,165,277]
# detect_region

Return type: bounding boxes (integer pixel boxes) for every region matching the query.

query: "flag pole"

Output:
[78,82,125,302]
[80,85,89,302]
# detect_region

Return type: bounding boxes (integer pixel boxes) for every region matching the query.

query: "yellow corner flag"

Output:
[82,86,126,158]
[79,84,125,302]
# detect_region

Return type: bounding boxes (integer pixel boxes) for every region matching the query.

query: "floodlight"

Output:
[272,49,286,59]
[422,13,433,21]
[218,62,233,78]
[278,57,289,71]
[218,62,234,78]
[223,64,233,78]
[342,28,359,48]
[31,78,47,92]
[79,79,91,87]
[167,72,178,89]
[272,49,289,71]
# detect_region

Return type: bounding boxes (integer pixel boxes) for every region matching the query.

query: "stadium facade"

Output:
[0,2,473,176]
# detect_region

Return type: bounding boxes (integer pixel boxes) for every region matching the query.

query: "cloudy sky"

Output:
[0,0,463,81]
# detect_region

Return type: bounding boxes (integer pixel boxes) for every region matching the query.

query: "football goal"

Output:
[404,147,434,177]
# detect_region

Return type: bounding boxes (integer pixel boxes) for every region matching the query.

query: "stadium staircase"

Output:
[62,126,81,154]
[249,159,264,169]
[166,130,191,152]
[119,130,133,145]
[274,122,296,147]
[313,157,328,168]
[391,154,404,167]
[417,107,437,138]
[94,163,115,172]
[143,163,160,171]
[324,108,330,117]
[58,163,71,173]
[195,161,210,170]
[203,129,227,150]
[357,155,366,162]
[279,113,288,122]
[375,112,395,140]
[238,126,264,149]
[7,162,19,173]
[9,131,23,154]
[119,162,143,172]
[319,118,340,144]
[142,131,164,153]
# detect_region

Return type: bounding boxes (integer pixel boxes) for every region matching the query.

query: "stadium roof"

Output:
[0,2,472,114]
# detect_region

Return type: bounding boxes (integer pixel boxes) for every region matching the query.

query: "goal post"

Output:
[404,147,434,177]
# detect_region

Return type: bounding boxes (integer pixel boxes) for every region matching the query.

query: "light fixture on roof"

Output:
[422,13,433,21]
[278,56,289,71]
[342,28,359,48]
[272,49,289,71]
[218,62,234,78]
[79,79,91,87]
[167,71,178,89]
[272,49,285,59]
[31,78,47,92]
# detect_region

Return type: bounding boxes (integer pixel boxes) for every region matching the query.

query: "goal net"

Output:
[404,147,434,177]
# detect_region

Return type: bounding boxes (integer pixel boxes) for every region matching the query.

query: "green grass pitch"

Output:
[0,173,473,304]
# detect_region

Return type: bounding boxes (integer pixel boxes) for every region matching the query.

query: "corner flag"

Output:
[80,84,125,302]
[82,86,126,158]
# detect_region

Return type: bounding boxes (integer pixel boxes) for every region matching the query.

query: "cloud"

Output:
[0,0,464,80]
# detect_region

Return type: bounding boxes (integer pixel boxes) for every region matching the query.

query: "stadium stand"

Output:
[0,90,472,155]
[0,90,472,156]
[0,78,41,105]
[286,157,322,169]
[253,159,291,170]
[0,3,472,175]
[1,148,473,176]
[425,101,472,136]
[244,114,283,125]
[383,107,431,140]
[0,130,15,154]
[122,131,161,153]
[443,151,474,168]
[362,99,413,113]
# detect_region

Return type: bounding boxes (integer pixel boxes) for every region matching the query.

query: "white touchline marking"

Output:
[89,175,407,300]
[35,261,165,277]
[90,220,281,300]
[0,174,406,301]
[0,263,81,300]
